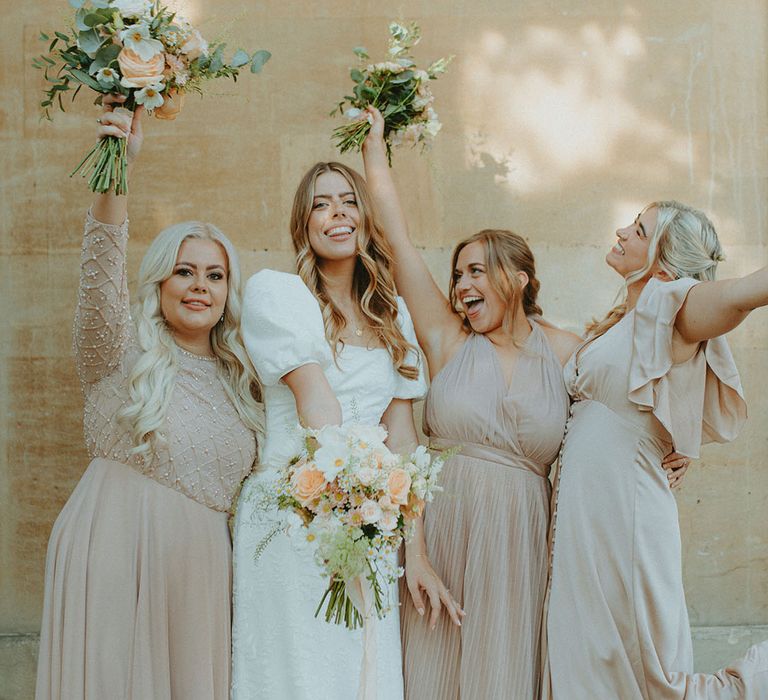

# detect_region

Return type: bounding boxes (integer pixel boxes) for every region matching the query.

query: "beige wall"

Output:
[2,0,766,641]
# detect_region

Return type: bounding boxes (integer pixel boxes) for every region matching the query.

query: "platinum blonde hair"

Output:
[117,221,263,460]
[587,200,724,338]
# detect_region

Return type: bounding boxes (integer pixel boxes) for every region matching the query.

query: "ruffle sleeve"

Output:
[241,269,332,387]
[393,296,428,401]
[628,276,747,457]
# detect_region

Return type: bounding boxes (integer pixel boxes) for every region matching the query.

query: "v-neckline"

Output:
[482,322,537,394]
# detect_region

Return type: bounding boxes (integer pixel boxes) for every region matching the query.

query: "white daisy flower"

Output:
[134,83,165,110]
[120,23,164,61]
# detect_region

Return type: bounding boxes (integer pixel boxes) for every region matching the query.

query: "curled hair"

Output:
[117,221,263,460]
[586,201,724,338]
[448,229,542,341]
[290,162,418,380]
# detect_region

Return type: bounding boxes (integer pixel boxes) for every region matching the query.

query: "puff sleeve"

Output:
[628,277,747,457]
[241,269,332,387]
[393,296,428,400]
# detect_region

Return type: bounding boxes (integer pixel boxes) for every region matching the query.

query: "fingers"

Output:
[426,584,441,630]
[438,587,463,627]
[102,93,127,111]
[97,111,131,140]
[407,577,425,617]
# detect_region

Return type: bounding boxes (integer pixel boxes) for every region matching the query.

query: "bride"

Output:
[231,161,462,699]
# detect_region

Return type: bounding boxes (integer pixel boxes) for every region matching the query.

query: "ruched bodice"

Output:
[425,324,569,478]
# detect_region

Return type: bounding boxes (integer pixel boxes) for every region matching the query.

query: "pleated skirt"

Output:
[400,453,550,700]
[35,458,233,700]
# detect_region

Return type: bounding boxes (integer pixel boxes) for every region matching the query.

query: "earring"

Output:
[219,314,225,323]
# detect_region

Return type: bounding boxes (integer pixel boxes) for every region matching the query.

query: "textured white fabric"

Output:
[232,269,426,699]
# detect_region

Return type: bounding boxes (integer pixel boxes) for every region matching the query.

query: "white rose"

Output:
[425,119,442,138]
[180,28,208,60]
[356,466,376,486]
[359,499,383,525]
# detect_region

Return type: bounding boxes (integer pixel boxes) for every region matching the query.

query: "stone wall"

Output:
[1,0,766,695]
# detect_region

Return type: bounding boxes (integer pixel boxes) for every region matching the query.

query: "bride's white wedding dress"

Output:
[231,270,426,700]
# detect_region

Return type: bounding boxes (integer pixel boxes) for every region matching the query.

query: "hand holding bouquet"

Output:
[331,22,452,165]
[273,423,447,629]
[34,0,271,194]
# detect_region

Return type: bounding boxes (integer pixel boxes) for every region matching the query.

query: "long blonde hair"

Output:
[290,162,418,380]
[586,201,724,338]
[448,229,543,339]
[117,221,263,460]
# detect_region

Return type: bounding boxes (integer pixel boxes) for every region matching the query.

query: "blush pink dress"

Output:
[543,277,768,700]
[35,212,257,700]
[400,323,569,700]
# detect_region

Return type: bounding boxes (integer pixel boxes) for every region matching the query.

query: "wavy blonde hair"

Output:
[290,162,418,380]
[448,229,543,342]
[117,222,263,460]
[586,200,724,338]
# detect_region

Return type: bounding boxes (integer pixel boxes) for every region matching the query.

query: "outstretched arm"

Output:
[675,266,768,343]
[361,108,464,372]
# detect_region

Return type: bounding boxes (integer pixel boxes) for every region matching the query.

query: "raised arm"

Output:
[74,97,144,386]
[675,266,768,343]
[361,108,464,372]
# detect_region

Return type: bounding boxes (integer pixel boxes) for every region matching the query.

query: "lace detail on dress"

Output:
[73,209,133,387]
[72,212,256,512]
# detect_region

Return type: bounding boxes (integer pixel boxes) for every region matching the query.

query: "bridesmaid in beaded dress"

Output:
[543,202,768,699]
[360,108,583,699]
[35,99,261,699]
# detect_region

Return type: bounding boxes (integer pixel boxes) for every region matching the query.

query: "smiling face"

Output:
[159,237,229,344]
[306,170,361,263]
[453,240,511,333]
[606,206,658,279]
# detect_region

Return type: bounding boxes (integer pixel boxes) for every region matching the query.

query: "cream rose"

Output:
[379,510,398,533]
[291,464,327,507]
[118,48,166,88]
[387,468,412,506]
[356,466,376,486]
[359,499,383,525]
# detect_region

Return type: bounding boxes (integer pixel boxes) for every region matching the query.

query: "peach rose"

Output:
[154,90,184,120]
[387,468,412,506]
[379,510,398,533]
[291,464,327,507]
[402,492,425,521]
[118,48,166,88]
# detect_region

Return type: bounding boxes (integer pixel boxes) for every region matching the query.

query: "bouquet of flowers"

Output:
[273,423,446,629]
[331,22,452,165]
[33,0,271,194]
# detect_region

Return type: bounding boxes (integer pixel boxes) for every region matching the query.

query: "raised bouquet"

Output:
[33,0,270,194]
[331,22,452,165]
[273,423,446,629]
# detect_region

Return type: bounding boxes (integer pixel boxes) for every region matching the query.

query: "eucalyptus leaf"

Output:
[350,68,365,83]
[75,8,89,31]
[68,0,85,8]
[77,29,104,58]
[209,53,224,73]
[91,0,111,7]
[89,43,120,74]
[352,46,369,59]
[249,49,271,73]
[39,32,50,41]
[69,68,103,90]
[390,70,414,84]
[230,49,249,68]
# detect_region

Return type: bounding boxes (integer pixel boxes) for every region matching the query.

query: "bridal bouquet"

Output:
[274,423,445,629]
[331,22,452,165]
[33,0,270,194]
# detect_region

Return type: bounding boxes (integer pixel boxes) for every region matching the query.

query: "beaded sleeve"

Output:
[73,209,133,386]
